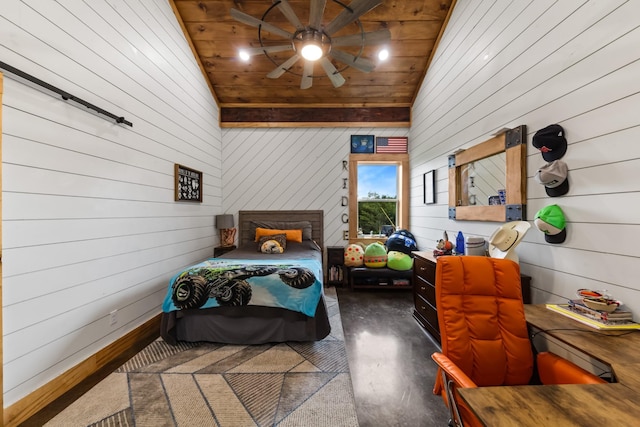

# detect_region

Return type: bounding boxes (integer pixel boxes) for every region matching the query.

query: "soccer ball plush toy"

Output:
[344,243,365,267]
[364,242,388,268]
[385,229,418,255]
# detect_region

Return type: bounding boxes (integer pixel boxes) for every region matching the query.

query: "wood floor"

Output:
[336,287,450,426]
[23,286,450,426]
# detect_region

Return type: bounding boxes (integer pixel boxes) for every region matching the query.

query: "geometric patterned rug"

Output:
[44,287,359,427]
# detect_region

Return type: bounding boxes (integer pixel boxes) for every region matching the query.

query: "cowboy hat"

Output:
[488,221,531,263]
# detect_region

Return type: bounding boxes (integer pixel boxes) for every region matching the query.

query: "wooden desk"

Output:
[457,304,640,426]
[524,304,640,389]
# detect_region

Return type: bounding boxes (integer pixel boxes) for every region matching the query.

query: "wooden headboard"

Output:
[237,210,324,249]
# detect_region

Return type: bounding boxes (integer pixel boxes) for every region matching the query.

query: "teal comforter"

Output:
[162,258,323,317]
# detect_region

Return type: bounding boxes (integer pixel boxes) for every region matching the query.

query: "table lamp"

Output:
[215,214,236,247]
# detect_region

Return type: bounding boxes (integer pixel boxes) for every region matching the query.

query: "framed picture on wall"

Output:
[424,170,436,204]
[175,164,203,202]
[350,135,375,153]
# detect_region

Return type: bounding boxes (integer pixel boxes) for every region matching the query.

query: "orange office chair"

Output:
[431,256,606,427]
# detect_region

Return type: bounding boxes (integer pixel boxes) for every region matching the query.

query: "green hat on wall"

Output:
[534,204,566,244]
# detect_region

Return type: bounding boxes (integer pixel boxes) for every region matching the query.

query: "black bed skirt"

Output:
[160,296,331,345]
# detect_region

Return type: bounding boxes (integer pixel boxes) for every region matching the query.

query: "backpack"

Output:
[385,229,418,255]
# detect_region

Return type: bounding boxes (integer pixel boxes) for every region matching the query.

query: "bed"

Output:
[160,210,331,345]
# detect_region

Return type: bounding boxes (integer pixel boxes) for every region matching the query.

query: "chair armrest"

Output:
[536,352,607,385]
[432,352,478,389]
[432,352,483,427]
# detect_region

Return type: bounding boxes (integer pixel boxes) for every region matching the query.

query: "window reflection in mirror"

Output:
[459,152,506,206]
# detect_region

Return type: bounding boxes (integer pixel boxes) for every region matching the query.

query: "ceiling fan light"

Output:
[239,50,251,61]
[301,42,323,61]
[294,29,329,61]
[378,48,389,61]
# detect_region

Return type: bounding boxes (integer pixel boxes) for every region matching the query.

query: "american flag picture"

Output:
[376,136,408,154]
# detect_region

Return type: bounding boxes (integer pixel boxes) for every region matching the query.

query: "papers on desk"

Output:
[546,304,640,330]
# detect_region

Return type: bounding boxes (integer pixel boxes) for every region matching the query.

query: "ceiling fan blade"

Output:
[267,54,301,79]
[230,8,292,39]
[309,0,327,29]
[242,45,293,57]
[324,0,383,36]
[301,60,314,89]
[320,58,346,88]
[332,29,391,47]
[330,49,376,72]
[276,0,305,31]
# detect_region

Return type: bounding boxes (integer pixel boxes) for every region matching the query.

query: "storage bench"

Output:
[349,267,413,290]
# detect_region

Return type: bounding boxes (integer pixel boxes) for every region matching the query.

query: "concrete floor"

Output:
[336,287,451,427]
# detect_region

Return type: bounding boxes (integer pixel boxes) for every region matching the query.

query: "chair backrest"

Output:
[436,256,533,386]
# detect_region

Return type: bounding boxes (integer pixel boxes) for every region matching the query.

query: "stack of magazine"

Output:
[546,300,640,330]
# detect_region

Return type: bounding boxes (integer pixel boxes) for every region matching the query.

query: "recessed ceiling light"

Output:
[378,49,389,61]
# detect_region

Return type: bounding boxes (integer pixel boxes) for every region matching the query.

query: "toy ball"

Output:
[364,242,388,268]
[387,251,413,271]
[344,243,365,267]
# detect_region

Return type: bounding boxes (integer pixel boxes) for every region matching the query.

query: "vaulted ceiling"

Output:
[170,0,455,127]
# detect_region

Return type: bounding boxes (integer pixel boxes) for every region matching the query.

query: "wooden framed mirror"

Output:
[448,125,527,222]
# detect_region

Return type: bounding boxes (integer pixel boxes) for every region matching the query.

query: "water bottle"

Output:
[456,231,465,255]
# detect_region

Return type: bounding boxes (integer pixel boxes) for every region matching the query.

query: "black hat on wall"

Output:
[532,124,567,161]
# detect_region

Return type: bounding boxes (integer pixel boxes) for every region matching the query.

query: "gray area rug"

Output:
[45,288,358,427]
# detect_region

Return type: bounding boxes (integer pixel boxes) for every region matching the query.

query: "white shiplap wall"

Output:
[222,127,409,247]
[5,0,640,410]
[410,0,640,318]
[1,0,221,405]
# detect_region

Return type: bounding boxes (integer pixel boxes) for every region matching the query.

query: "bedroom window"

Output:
[357,164,398,235]
[349,154,409,243]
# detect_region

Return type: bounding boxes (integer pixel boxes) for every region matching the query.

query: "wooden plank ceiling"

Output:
[171,0,455,127]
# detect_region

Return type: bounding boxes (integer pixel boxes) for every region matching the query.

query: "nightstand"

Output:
[214,245,236,257]
[326,246,347,287]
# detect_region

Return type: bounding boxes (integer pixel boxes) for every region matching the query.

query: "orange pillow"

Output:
[255,227,303,243]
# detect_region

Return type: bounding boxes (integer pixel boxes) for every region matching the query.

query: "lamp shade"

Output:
[215,214,234,229]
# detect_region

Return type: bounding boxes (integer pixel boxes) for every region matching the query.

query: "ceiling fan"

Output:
[230,0,390,89]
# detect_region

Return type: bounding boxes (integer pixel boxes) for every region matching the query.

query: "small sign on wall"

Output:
[350,135,374,153]
[175,164,202,202]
